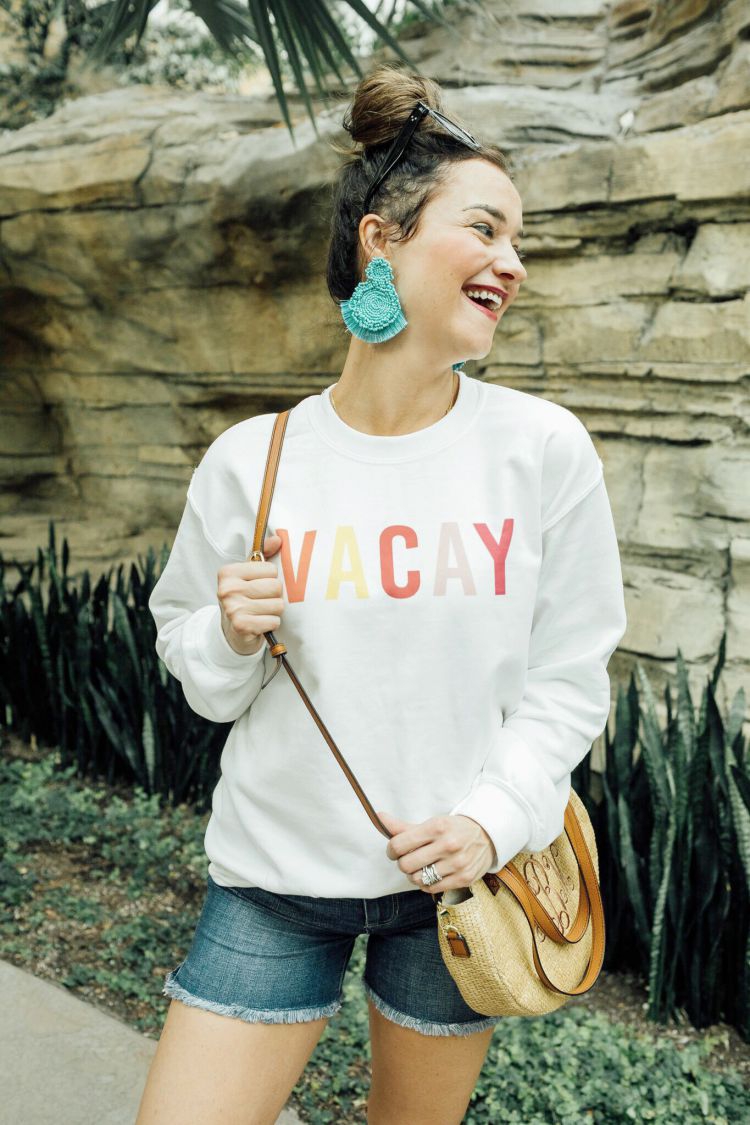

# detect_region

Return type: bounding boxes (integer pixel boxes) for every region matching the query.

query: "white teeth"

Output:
[464,288,502,311]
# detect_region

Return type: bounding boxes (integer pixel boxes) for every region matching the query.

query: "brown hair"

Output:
[326,63,513,321]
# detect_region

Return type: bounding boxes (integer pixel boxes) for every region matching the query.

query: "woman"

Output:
[137,63,627,1125]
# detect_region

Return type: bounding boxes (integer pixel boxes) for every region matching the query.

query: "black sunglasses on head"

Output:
[362,99,482,216]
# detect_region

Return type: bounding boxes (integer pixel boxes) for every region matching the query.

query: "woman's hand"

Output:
[378,810,497,893]
[217,533,284,656]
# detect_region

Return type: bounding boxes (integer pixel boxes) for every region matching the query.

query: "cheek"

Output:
[400,236,482,309]
[428,232,481,286]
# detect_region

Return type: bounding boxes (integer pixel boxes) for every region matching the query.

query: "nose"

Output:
[491,242,527,288]
[495,256,527,288]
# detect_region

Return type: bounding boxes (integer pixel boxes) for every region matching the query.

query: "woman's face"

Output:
[363,158,527,363]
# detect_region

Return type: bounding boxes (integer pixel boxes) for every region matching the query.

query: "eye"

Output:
[473,223,527,261]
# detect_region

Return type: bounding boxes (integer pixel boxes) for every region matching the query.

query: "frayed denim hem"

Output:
[162,966,342,1024]
[363,980,500,1038]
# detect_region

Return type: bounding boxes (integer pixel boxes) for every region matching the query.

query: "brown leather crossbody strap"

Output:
[248,407,607,975]
[248,411,397,849]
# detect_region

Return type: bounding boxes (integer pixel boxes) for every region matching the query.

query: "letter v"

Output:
[275,529,316,603]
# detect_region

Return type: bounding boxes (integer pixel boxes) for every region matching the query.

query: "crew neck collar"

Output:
[306,370,484,464]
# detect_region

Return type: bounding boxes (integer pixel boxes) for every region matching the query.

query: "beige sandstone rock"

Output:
[1,0,749,734]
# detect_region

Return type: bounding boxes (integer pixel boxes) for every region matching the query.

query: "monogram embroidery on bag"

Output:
[482,842,578,943]
[526,842,576,941]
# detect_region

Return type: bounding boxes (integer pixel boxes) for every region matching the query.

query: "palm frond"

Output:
[85,1,450,139]
[87,0,162,61]
[189,0,261,59]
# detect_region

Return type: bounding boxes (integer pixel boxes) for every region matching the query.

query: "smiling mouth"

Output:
[463,291,500,320]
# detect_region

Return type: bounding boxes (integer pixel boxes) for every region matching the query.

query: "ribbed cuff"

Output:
[449,782,533,874]
[193,605,268,672]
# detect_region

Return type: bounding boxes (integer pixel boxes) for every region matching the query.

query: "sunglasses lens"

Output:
[429,109,478,147]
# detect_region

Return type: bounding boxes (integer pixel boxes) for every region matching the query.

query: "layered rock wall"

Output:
[1,0,748,732]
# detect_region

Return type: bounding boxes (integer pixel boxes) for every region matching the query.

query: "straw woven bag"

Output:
[248,409,606,1018]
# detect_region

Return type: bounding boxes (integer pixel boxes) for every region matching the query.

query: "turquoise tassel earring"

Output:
[339,253,466,371]
[340,255,407,343]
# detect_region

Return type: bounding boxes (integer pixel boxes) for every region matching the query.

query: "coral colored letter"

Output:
[381,526,420,598]
[276,529,316,604]
[474,520,514,594]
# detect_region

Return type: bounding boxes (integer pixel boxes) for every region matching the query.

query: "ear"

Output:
[358,214,395,267]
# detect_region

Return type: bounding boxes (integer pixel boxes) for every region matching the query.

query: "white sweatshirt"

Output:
[148,371,627,897]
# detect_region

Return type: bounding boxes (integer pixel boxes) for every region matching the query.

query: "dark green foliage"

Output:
[2,1,456,136]
[574,634,749,1038]
[85,0,454,138]
[2,753,748,1123]
[0,521,227,813]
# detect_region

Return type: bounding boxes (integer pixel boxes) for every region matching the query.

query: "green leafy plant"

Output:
[1,1,459,134]
[0,521,227,810]
[2,750,748,1123]
[85,0,457,137]
[573,635,749,1037]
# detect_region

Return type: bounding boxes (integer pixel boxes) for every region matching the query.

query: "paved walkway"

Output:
[1,959,302,1124]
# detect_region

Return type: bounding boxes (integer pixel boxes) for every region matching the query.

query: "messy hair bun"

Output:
[333,63,449,157]
[326,62,512,319]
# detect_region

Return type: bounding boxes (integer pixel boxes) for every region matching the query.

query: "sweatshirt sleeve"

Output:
[449,470,627,873]
[148,489,268,724]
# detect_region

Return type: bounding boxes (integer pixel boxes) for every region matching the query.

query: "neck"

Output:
[330,341,460,436]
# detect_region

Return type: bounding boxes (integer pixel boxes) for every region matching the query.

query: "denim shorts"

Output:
[162,873,502,1038]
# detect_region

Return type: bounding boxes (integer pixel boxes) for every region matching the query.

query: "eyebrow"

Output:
[462,205,525,239]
